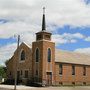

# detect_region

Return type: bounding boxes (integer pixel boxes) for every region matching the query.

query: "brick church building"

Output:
[6,8,90,86]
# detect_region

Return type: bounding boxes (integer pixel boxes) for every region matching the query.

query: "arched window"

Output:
[21,50,25,60]
[36,48,39,62]
[47,48,51,62]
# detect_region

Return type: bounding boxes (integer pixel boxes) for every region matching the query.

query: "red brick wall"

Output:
[7,43,32,82]
[32,40,55,85]
[7,42,90,86]
[55,63,90,85]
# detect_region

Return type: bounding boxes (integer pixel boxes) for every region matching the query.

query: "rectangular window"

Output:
[83,66,86,76]
[9,71,11,76]
[25,70,28,78]
[45,35,50,39]
[37,35,42,40]
[72,82,75,85]
[83,82,86,85]
[72,65,75,75]
[36,48,39,62]
[17,71,20,79]
[47,48,51,62]
[59,64,63,75]
[35,69,38,76]
[21,70,22,75]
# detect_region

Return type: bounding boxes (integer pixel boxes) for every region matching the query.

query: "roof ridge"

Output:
[22,42,32,48]
[56,49,90,57]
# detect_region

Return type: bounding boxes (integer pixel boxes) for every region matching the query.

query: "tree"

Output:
[0,66,6,78]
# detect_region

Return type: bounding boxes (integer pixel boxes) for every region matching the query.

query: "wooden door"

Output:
[47,72,52,85]
[17,71,20,80]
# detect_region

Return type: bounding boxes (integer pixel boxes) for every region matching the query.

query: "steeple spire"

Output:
[36,7,51,41]
[42,7,46,31]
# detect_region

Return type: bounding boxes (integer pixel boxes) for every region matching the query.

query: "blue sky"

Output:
[53,25,90,51]
[0,38,16,46]
[84,0,90,4]
[52,26,90,51]
[0,25,90,51]
[0,0,90,65]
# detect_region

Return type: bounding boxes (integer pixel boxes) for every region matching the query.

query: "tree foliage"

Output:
[0,66,6,78]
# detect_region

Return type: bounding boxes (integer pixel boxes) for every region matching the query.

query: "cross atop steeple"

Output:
[42,7,46,31]
[36,7,52,41]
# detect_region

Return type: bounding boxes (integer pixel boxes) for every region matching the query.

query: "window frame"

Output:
[83,66,86,76]
[47,48,51,62]
[20,50,25,61]
[59,64,63,75]
[72,65,75,75]
[25,70,28,78]
[35,48,40,62]
[21,70,23,76]
[35,69,39,76]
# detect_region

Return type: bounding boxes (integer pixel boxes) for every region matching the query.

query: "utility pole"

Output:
[14,35,20,90]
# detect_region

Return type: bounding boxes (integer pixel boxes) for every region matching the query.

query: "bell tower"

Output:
[36,7,51,41]
[32,7,55,86]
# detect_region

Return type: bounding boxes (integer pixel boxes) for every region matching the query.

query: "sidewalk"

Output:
[0,85,35,90]
[1,84,90,90]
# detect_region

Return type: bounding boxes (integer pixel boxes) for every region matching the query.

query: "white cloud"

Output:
[74,47,90,55]
[0,43,17,65]
[0,0,90,65]
[1,32,83,65]
[85,36,90,41]
[0,0,90,39]
[20,32,35,44]
[62,33,85,39]
[52,33,84,45]
[70,39,77,43]
[73,33,85,39]
[0,20,40,38]
[52,35,69,44]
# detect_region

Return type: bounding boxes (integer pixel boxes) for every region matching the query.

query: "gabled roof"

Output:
[21,42,32,49]
[8,42,31,61]
[8,42,90,66]
[55,49,90,65]
[20,43,90,65]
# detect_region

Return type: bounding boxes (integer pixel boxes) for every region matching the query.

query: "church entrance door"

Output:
[47,72,52,85]
[17,71,20,84]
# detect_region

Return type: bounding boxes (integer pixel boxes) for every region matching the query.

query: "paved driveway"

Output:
[0,85,90,90]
